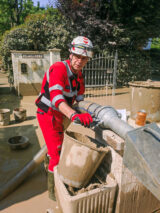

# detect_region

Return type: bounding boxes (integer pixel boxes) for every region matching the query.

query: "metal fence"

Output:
[82,51,118,98]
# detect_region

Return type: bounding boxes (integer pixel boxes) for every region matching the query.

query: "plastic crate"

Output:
[54,166,117,213]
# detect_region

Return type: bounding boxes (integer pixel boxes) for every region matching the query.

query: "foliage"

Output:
[24,9,73,56]
[0,26,31,70]
[117,50,151,86]
[0,9,73,72]
[0,0,45,37]
[56,0,160,52]
[1,0,159,86]
[50,0,160,85]
[151,38,160,50]
[149,49,160,77]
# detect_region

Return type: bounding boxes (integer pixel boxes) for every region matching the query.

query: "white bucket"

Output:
[13,108,26,122]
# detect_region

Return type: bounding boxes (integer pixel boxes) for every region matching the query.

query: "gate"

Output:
[82,51,118,98]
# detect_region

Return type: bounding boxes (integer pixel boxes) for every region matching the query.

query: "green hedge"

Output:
[0,12,73,75]
[117,50,151,86]
[1,11,158,86]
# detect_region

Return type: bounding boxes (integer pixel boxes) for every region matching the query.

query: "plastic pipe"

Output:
[0,116,71,200]
[0,145,47,200]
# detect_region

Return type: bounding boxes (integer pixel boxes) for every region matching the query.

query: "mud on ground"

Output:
[0,71,131,213]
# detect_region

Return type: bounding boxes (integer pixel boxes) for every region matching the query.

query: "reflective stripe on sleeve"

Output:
[41,95,52,107]
[41,96,58,111]
[63,90,77,97]
[49,86,77,98]
[76,95,84,102]
[49,84,63,92]
[51,94,65,106]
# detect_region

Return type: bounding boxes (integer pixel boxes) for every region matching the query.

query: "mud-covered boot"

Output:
[44,154,50,173]
[48,171,56,201]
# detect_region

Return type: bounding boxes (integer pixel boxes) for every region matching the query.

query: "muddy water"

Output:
[0,77,131,213]
[85,87,130,110]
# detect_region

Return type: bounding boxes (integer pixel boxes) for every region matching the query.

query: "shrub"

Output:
[0,26,31,71]
[0,11,73,75]
[117,50,151,86]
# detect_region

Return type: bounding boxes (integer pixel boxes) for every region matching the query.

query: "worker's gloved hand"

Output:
[71,112,93,127]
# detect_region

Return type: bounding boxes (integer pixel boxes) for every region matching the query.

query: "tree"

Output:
[0,0,45,37]
[0,9,73,71]
[23,9,73,56]
[56,0,160,52]
[151,38,160,50]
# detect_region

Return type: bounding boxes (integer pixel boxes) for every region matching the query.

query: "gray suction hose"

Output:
[76,101,134,139]
[0,144,47,200]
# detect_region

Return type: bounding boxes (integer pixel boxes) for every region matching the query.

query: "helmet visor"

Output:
[71,44,93,52]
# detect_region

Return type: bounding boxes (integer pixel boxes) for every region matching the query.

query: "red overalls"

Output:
[36,60,84,172]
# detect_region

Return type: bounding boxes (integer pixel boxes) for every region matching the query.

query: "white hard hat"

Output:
[70,36,93,58]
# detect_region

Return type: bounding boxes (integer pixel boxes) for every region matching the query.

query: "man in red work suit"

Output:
[35,36,93,200]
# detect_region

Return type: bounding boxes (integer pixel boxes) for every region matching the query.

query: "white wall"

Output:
[11,49,61,90]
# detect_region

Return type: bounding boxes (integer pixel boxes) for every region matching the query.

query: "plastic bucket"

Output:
[8,136,30,150]
[0,109,10,126]
[57,131,109,188]
[129,81,160,122]
[13,108,26,122]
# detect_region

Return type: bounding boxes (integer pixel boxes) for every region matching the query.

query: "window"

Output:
[21,63,27,74]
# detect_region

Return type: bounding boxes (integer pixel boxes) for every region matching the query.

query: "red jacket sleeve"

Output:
[49,62,67,108]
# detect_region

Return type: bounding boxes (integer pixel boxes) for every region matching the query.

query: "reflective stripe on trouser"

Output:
[37,108,64,172]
